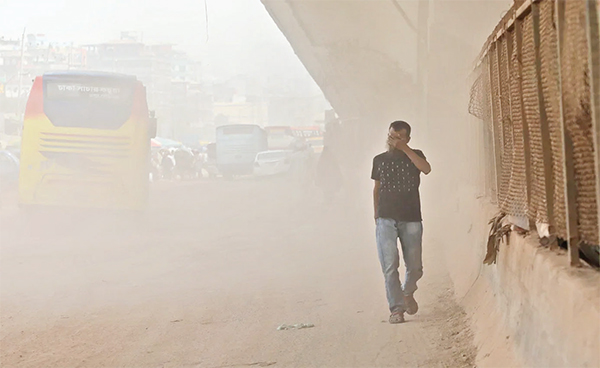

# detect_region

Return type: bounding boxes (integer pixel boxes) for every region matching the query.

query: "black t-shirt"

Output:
[371,149,426,222]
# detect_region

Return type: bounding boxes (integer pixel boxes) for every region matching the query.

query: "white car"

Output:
[0,150,19,187]
[253,150,292,177]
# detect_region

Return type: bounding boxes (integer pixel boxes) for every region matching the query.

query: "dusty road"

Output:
[1,178,475,367]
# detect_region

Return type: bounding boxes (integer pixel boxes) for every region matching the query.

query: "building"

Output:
[83,32,207,140]
[0,34,88,132]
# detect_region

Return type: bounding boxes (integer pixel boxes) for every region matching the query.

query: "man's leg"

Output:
[397,222,423,315]
[375,218,405,313]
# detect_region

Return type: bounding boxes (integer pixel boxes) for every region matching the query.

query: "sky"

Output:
[0,0,313,82]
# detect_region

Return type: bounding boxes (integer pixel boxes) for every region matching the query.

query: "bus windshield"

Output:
[220,125,257,135]
[43,75,136,130]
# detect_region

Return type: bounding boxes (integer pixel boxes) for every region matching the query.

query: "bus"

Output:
[290,126,323,139]
[291,126,324,154]
[265,126,294,150]
[216,124,267,177]
[18,71,156,210]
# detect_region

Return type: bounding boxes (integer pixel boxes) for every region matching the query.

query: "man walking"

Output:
[371,120,431,324]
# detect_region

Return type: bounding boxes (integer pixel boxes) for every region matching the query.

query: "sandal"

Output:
[404,294,419,315]
[389,311,405,324]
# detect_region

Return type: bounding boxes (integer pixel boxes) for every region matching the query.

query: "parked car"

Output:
[253,150,292,177]
[0,150,19,188]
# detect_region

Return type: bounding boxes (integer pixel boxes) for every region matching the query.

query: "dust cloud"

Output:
[1,1,511,367]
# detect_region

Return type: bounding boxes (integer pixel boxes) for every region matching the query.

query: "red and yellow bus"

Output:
[290,126,322,139]
[265,126,294,150]
[291,126,324,154]
[19,71,156,210]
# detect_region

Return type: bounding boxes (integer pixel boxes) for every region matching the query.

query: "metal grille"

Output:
[507,29,529,219]
[497,36,515,215]
[539,0,567,238]
[468,55,498,200]
[482,55,497,200]
[468,66,491,123]
[522,12,548,223]
[489,43,505,205]
[561,0,598,244]
[469,0,600,248]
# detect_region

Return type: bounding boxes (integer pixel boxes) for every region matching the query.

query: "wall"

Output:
[437,183,600,367]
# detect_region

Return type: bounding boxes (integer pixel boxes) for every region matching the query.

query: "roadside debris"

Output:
[276,323,315,331]
[484,212,511,265]
[211,361,276,368]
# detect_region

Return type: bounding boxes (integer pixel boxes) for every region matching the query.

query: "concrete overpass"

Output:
[260,0,511,145]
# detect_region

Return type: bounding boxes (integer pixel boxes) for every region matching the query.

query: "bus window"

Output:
[221,125,257,135]
[43,76,135,130]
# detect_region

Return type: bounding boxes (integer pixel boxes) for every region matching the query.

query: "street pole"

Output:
[17,28,26,120]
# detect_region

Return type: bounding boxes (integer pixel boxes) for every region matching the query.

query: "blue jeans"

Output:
[375,218,424,313]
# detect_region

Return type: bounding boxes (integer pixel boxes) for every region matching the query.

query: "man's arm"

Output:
[403,148,431,175]
[373,180,380,220]
[388,137,432,174]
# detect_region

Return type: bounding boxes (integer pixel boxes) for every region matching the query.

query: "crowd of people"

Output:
[150,147,210,181]
[149,132,347,206]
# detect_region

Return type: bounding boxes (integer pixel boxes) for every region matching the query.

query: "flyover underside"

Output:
[261,0,418,129]
[261,0,511,143]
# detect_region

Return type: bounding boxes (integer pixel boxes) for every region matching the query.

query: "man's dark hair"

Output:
[389,120,411,136]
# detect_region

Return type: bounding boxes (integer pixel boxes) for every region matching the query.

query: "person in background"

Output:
[161,149,175,180]
[371,120,431,324]
[315,146,343,203]
[192,149,205,179]
[174,148,194,180]
[150,151,161,182]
